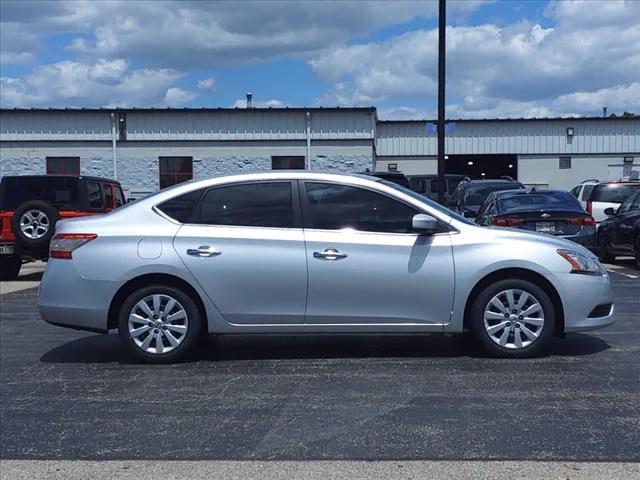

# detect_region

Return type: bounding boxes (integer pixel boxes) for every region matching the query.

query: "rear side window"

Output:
[196,182,293,228]
[581,184,596,201]
[103,184,114,208]
[156,189,204,223]
[114,186,125,207]
[304,182,418,233]
[0,177,79,210]
[591,184,640,203]
[86,182,104,209]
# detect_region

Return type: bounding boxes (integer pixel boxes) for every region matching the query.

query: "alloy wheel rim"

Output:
[128,294,189,355]
[483,289,545,349]
[20,210,50,239]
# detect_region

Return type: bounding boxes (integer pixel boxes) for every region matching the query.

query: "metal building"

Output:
[1,107,638,195]
[376,117,640,190]
[0,107,376,197]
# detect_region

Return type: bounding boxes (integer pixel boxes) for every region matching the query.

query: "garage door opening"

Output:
[446,154,518,180]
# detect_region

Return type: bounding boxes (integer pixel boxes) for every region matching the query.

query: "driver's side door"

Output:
[300,181,455,326]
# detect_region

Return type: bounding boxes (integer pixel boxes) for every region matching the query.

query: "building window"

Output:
[46,157,80,176]
[387,163,398,172]
[271,156,305,170]
[159,157,193,189]
[559,156,571,169]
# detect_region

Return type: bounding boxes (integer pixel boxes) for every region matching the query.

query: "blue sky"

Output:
[1,0,638,119]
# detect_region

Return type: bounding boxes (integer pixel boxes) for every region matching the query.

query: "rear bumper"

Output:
[554,272,616,332]
[39,259,121,333]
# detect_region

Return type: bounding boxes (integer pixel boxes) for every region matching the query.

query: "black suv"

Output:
[0,175,125,280]
[597,190,640,266]
[449,178,525,219]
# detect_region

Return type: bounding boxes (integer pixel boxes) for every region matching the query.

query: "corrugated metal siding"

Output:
[0,111,113,140]
[376,119,640,156]
[126,110,375,141]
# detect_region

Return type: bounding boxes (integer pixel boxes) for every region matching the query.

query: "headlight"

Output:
[557,249,604,276]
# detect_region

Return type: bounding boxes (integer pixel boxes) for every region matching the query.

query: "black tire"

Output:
[11,201,59,250]
[597,234,615,264]
[0,255,21,281]
[470,279,556,358]
[118,285,203,363]
[634,235,640,269]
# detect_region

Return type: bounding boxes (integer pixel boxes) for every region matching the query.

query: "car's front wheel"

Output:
[470,279,556,358]
[118,285,203,363]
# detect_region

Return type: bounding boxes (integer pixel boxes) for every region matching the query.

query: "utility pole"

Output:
[437,0,446,204]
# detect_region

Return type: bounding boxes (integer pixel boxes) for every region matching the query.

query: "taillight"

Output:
[491,217,525,227]
[568,216,596,226]
[49,233,97,259]
[586,201,592,214]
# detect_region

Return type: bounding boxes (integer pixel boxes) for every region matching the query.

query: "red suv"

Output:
[0,175,126,280]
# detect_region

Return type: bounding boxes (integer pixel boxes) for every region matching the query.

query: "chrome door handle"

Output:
[313,248,348,260]
[187,246,221,258]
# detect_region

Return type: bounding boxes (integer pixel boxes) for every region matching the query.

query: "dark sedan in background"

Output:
[476,189,597,248]
[597,190,640,266]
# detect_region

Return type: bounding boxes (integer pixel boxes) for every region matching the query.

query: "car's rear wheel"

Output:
[118,285,202,363]
[470,279,556,358]
[597,234,615,264]
[0,255,21,281]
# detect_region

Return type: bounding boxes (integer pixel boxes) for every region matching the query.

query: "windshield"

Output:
[464,184,523,206]
[500,191,583,213]
[381,180,475,225]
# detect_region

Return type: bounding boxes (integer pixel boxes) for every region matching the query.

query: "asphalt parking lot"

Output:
[1,261,639,463]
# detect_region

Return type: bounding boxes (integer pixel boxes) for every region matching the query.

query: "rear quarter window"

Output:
[156,189,204,223]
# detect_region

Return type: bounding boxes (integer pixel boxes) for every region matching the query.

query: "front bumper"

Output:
[39,259,121,333]
[554,271,616,332]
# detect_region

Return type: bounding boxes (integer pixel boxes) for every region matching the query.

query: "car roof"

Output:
[1,175,121,184]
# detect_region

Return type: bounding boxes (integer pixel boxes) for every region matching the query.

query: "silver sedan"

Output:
[39,172,615,362]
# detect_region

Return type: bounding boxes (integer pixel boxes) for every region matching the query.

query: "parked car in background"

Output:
[570,180,640,224]
[407,174,467,204]
[596,190,640,266]
[39,172,614,363]
[367,171,411,189]
[449,178,525,219]
[0,175,125,280]
[476,189,596,248]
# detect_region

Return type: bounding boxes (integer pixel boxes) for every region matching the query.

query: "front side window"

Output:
[303,182,418,233]
[46,157,80,176]
[196,182,293,228]
[159,157,193,189]
[617,192,638,214]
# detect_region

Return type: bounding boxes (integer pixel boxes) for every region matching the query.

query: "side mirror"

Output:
[603,207,615,216]
[412,214,439,234]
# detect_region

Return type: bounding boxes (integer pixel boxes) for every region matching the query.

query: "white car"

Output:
[570,180,640,224]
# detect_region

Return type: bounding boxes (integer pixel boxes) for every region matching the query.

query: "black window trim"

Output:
[298,179,451,236]
[179,180,302,229]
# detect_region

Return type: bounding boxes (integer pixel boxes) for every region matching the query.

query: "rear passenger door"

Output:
[173,181,307,325]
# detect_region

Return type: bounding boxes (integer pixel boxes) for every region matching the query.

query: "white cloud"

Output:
[552,83,640,115]
[1,0,490,69]
[311,0,640,117]
[196,77,215,92]
[0,59,182,108]
[163,87,199,107]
